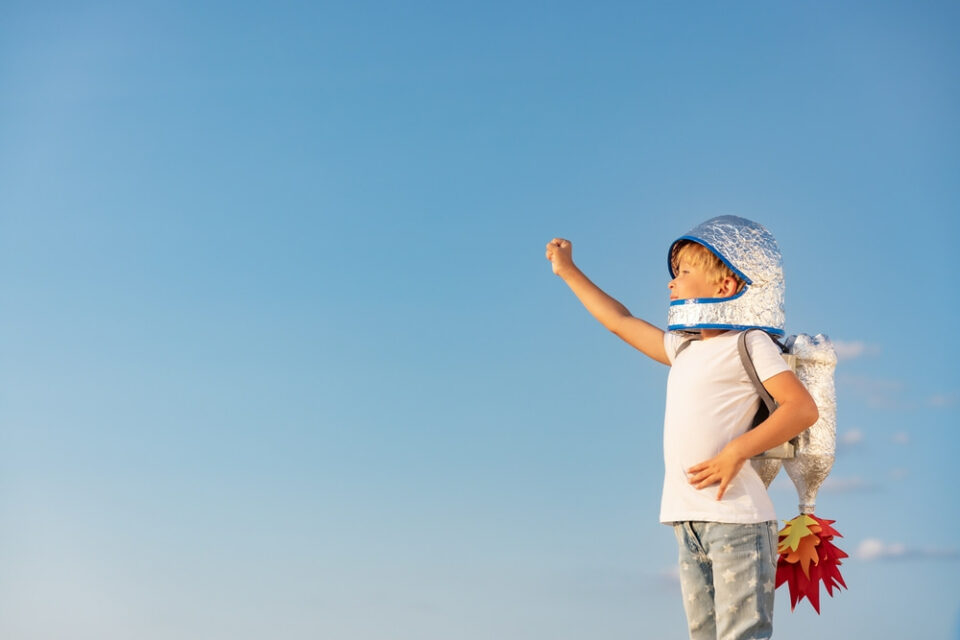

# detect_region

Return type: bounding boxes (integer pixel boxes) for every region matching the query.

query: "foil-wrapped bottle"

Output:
[751,457,783,488]
[780,334,838,514]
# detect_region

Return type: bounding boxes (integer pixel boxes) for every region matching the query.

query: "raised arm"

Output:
[546,238,669,365]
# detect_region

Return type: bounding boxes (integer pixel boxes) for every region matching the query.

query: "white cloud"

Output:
[888,468,909,481]
[856,538,960,562]
[658,565,680,585]
[857,538,905,560]
[891,432,910,445]
[838,429,864,447]
[832,340,880,361]
[926,392,959,408]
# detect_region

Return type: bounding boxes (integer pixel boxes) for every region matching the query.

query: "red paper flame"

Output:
[775,514,847,613]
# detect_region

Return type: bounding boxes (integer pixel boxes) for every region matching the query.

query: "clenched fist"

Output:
[545,238,575,276]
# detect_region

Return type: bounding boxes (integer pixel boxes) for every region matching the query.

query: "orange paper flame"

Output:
[775,514,847,613]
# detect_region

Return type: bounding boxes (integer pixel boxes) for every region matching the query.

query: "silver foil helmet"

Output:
[667,215,785,336]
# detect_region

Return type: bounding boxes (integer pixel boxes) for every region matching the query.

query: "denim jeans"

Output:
[673,521,779,640]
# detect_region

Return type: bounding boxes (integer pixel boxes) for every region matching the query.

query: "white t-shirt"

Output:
[660,330,790,524]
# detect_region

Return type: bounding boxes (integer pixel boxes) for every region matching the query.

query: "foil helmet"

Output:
[667,215,785,336]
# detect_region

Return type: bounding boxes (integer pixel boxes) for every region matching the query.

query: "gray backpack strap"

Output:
[738,329,778,425]
[674,336,699,358]
[738,329,796,459]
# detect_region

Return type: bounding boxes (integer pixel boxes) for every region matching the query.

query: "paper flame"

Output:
[775,514,847,613]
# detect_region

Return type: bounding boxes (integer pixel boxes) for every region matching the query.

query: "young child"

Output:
[545,216,818,640]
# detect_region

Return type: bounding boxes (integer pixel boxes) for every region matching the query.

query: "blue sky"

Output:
[1,1,958,638]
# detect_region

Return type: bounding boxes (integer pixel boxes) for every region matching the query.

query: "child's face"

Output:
[669,258,723,301]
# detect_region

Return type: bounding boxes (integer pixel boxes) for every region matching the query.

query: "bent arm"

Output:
[558,264,669,365]
[731,370,819,459]
[687,370,819,499]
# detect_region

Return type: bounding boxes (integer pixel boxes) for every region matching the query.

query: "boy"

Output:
[545,216,818,640]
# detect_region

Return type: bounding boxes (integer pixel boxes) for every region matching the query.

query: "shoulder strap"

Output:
[675,338,692,357]
[674,335,700,358]
[739,329,798,459]
[738,329,778,427]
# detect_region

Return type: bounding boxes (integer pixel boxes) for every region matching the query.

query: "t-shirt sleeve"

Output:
[663,331,685,364]
[747,331,791,381]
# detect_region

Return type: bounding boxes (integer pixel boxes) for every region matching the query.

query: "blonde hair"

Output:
[671,241,745,290]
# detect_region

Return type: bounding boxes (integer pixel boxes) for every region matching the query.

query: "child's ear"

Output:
[719,276,739,297]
